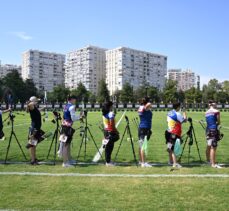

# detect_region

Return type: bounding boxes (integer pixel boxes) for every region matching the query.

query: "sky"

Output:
[0,0,228,86]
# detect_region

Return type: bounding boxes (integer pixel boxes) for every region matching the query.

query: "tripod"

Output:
[178,118,202,163]
[77,111,103,161]
[5,113,27,164]
[114,116,138,166]
[46,115,61,165]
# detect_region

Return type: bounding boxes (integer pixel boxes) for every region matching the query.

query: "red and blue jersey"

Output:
[205,108,220,130]
[103,111,116,132]
[138,105,152,129]
[167,110,185,137]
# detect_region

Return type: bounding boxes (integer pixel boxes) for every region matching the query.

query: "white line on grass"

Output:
[0,172,229,178]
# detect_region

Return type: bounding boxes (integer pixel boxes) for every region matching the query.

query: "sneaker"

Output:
[211,164,222,169]
[62,162,74,168]
[0,136,5,141]
[141,162,152,168]
[106,162,115,167]
[172,163,182,168]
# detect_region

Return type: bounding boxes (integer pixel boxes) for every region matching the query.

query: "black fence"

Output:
[1,103,229,112]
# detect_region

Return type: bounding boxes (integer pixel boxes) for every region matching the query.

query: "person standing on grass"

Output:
[102,101,119,166]
[26,96,45,165]
[138,97,152,168]
[0,107,11,141]
[165,102,187,168]
[58,95,82,167]
[205,100,222,168]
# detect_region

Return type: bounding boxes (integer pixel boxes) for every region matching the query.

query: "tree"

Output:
[89,92,97,103]
[185,87,197,103]
[71,82,89,103]
[97,79,109,103]
[177,90,185,103]
[163,80,178,103]
[0,78,3,102]
[148,86,160,103]
[120,82,134,103]
[112,90,121,103]
[49,85,70,103]
[2,70,27,104]
[222,81,229,94]
[24,79,38,101]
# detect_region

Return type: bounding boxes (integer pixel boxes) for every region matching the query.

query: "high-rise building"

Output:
[0,61,21,78]
[65,45,106,94]
[105,47,167,95]
[22,50,65,92]
[167,69,199,91]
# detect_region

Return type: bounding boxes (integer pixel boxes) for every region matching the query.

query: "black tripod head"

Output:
[83,110,88,117]
[187,117,193,124]
[125,115,129,124]
[52,110,61,124]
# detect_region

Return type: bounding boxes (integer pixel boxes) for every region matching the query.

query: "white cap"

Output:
[29,96,40,103]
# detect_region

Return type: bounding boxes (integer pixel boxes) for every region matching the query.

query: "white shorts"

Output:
[139,139,144,148]
[207,139,213,147]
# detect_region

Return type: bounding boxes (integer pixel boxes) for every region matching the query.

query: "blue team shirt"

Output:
[205,108,220,130]
[138,105,152,129]
[63,103,73,122]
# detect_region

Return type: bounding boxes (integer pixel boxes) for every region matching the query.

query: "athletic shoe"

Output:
[62,162,74,168]
[0,136,5,141]
[106,162,115,167]
[141,162,152,168]
[172,163,182,168]
[211,164,222,169]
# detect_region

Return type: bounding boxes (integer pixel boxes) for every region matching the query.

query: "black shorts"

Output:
[165,130,179,151]
[138,128,152,140]
[104,131,119,142]
[206,129,220,147]
[60,125,75,143]
[29,127,45,143]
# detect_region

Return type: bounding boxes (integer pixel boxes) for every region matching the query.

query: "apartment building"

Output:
[167,69,200,91]
[0,61,21,78]
[22,50,65,92]
[106,47,167,95]
[65,45,106,94]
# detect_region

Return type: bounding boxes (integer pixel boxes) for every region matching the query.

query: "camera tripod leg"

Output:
[4,132,13,164]
[192,129,202,162]
[53,130,59,165]
[178,136,189,163]
[47,130,56,159]
[188,143,191,164]
[77,130,85,160]
[114,126,128,162]
[127,125,138,167]
[87,127,104,162]
[13,132,27,161]
[84,128,88,160]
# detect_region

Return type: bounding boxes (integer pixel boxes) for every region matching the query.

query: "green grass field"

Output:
[0,110,229,210]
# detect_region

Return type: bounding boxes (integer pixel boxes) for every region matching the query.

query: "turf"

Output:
[0,111,229,210]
